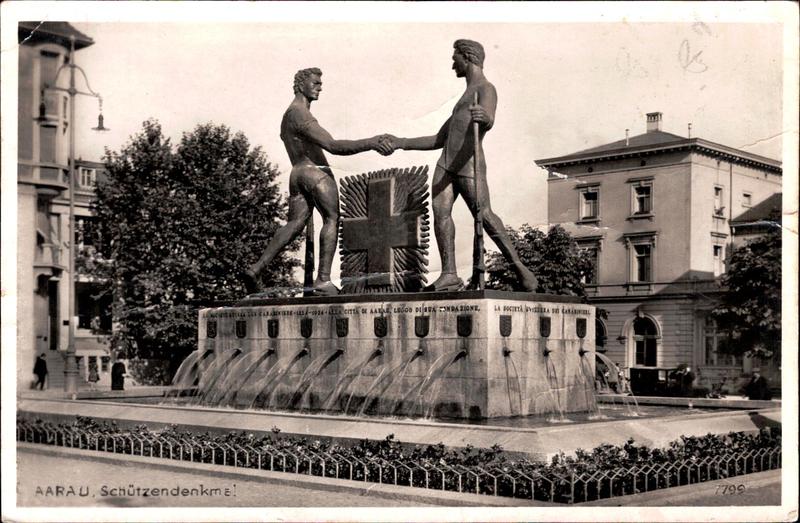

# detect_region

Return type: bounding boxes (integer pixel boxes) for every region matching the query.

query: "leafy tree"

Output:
[91,120,300,377]
[485,224,595,297]
[712,216,781,358]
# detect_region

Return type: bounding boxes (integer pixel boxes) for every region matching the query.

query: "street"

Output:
[16,448,440,508]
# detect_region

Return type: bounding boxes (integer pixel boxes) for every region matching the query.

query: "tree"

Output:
[485,224,595,297]
[91,120,300,377]
[712,217,781,358]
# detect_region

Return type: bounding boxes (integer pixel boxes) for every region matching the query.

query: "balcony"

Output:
[33,242,66,279]
[19,162,69,197]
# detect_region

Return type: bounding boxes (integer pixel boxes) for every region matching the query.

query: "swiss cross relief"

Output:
[339,166,430,293]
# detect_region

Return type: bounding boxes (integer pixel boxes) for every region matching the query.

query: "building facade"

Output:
[538,112,782,393]
[17,22,110,390]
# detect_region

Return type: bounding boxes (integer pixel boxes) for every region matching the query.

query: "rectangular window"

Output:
[742,192,752,207]
[76,282,112,333]
[40,51,60,88]
[634,186,651,214]
[76,217,95,247]
[634,244,652,282]
[79,167,96,188]
[579,246,599,285]
[580,190,598,220]
[704,317,742,367]
[713,245,724,277]
[713,186,725,216]
[39,125,57,163]
[40,52,61,116]
[101,356,110,372]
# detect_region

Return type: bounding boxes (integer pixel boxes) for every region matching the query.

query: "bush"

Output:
[17,415,781,503]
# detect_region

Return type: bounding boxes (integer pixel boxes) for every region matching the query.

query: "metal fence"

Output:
[16,418,781,504]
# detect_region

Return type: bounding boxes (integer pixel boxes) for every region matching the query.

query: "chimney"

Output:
[646,112,663,133]
[625,129,630,146]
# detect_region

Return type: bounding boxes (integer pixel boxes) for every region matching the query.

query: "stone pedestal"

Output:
[195,290,596,419]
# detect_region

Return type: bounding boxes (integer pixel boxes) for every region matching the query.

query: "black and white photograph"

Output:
[2,2,797,521]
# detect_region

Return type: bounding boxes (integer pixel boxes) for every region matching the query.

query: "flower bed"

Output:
[16,415,781,504]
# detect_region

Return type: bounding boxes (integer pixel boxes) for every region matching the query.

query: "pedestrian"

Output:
[680,366,696,397]
[111,357,126,391]
[744,369,771,400]
[88,360,100,391]
[33,353,48,390]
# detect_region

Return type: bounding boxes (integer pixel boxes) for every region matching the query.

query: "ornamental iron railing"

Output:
[16,418,781,504]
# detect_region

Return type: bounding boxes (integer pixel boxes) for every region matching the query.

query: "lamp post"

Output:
[39,34,108,397]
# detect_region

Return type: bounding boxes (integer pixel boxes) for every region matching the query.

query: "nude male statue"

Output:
[383,40,538,292]
[244,68,392,296]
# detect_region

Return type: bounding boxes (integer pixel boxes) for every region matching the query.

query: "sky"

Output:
[5,2,793,283]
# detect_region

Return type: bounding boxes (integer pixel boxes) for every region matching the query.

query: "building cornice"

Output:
[536,137,782,175]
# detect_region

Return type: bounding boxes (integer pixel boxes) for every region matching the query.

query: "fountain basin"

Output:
[18,397,780,460]
[188,291,596,419]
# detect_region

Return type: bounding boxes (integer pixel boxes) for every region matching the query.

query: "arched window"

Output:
[595,318,607,353]
[633,317,658,366]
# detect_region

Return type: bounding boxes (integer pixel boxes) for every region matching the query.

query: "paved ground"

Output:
[15,444,784,509]
[585,469,782,506]
[16,447,441,507]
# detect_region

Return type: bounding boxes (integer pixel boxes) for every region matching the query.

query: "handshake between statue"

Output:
[375,134,396,156]
[245,39,538,297]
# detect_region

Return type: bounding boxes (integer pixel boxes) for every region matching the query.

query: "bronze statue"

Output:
[244,68,392,295]
[382,40,538,292]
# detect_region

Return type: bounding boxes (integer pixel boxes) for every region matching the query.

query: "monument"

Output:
[179,41,596,419]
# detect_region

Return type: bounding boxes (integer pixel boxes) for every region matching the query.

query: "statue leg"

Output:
[457,175,538,292]
[246,191,312,293]
[311,175,340,296]
[425,166,464,291]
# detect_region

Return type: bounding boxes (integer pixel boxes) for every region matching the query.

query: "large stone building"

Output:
[17,22,110,390]
[537,112,782,393]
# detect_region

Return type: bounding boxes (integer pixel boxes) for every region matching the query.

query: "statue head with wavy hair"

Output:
[293,67,323,95]
[453,39,485,68]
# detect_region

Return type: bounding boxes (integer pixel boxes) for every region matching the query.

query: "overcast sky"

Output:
[5,3,793,282]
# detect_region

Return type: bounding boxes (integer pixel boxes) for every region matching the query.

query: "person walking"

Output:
[87,360,100,391]
[33,353,48,390]
[111,358,126,391]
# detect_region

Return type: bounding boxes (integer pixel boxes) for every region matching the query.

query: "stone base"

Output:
[192,291,596,419]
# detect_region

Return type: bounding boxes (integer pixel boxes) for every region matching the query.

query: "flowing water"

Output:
[286,348,344,409]
[399,349,466,418]
[423,350,467,419]
[171,351,201,388]
[579,352,602,418]
[193,348,242,405]
[322,347,383,412]
[595,352,641,416]
[249,348,309,409]
[542,351,567,421]
[205,347,275,406]
[503,349,524,417]
[358,349,423,416]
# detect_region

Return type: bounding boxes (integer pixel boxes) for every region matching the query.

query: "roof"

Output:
[74,158,105,169]
[536,131,782,175]
[19,22,94,51]
[573,130,687,156]
[731,193,782,225]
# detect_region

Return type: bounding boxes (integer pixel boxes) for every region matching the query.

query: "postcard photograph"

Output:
[2,2,797,522]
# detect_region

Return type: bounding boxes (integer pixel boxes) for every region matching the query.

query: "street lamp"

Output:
[38,34,108,397]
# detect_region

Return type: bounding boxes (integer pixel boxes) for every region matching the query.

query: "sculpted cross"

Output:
[341,177,421,286]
